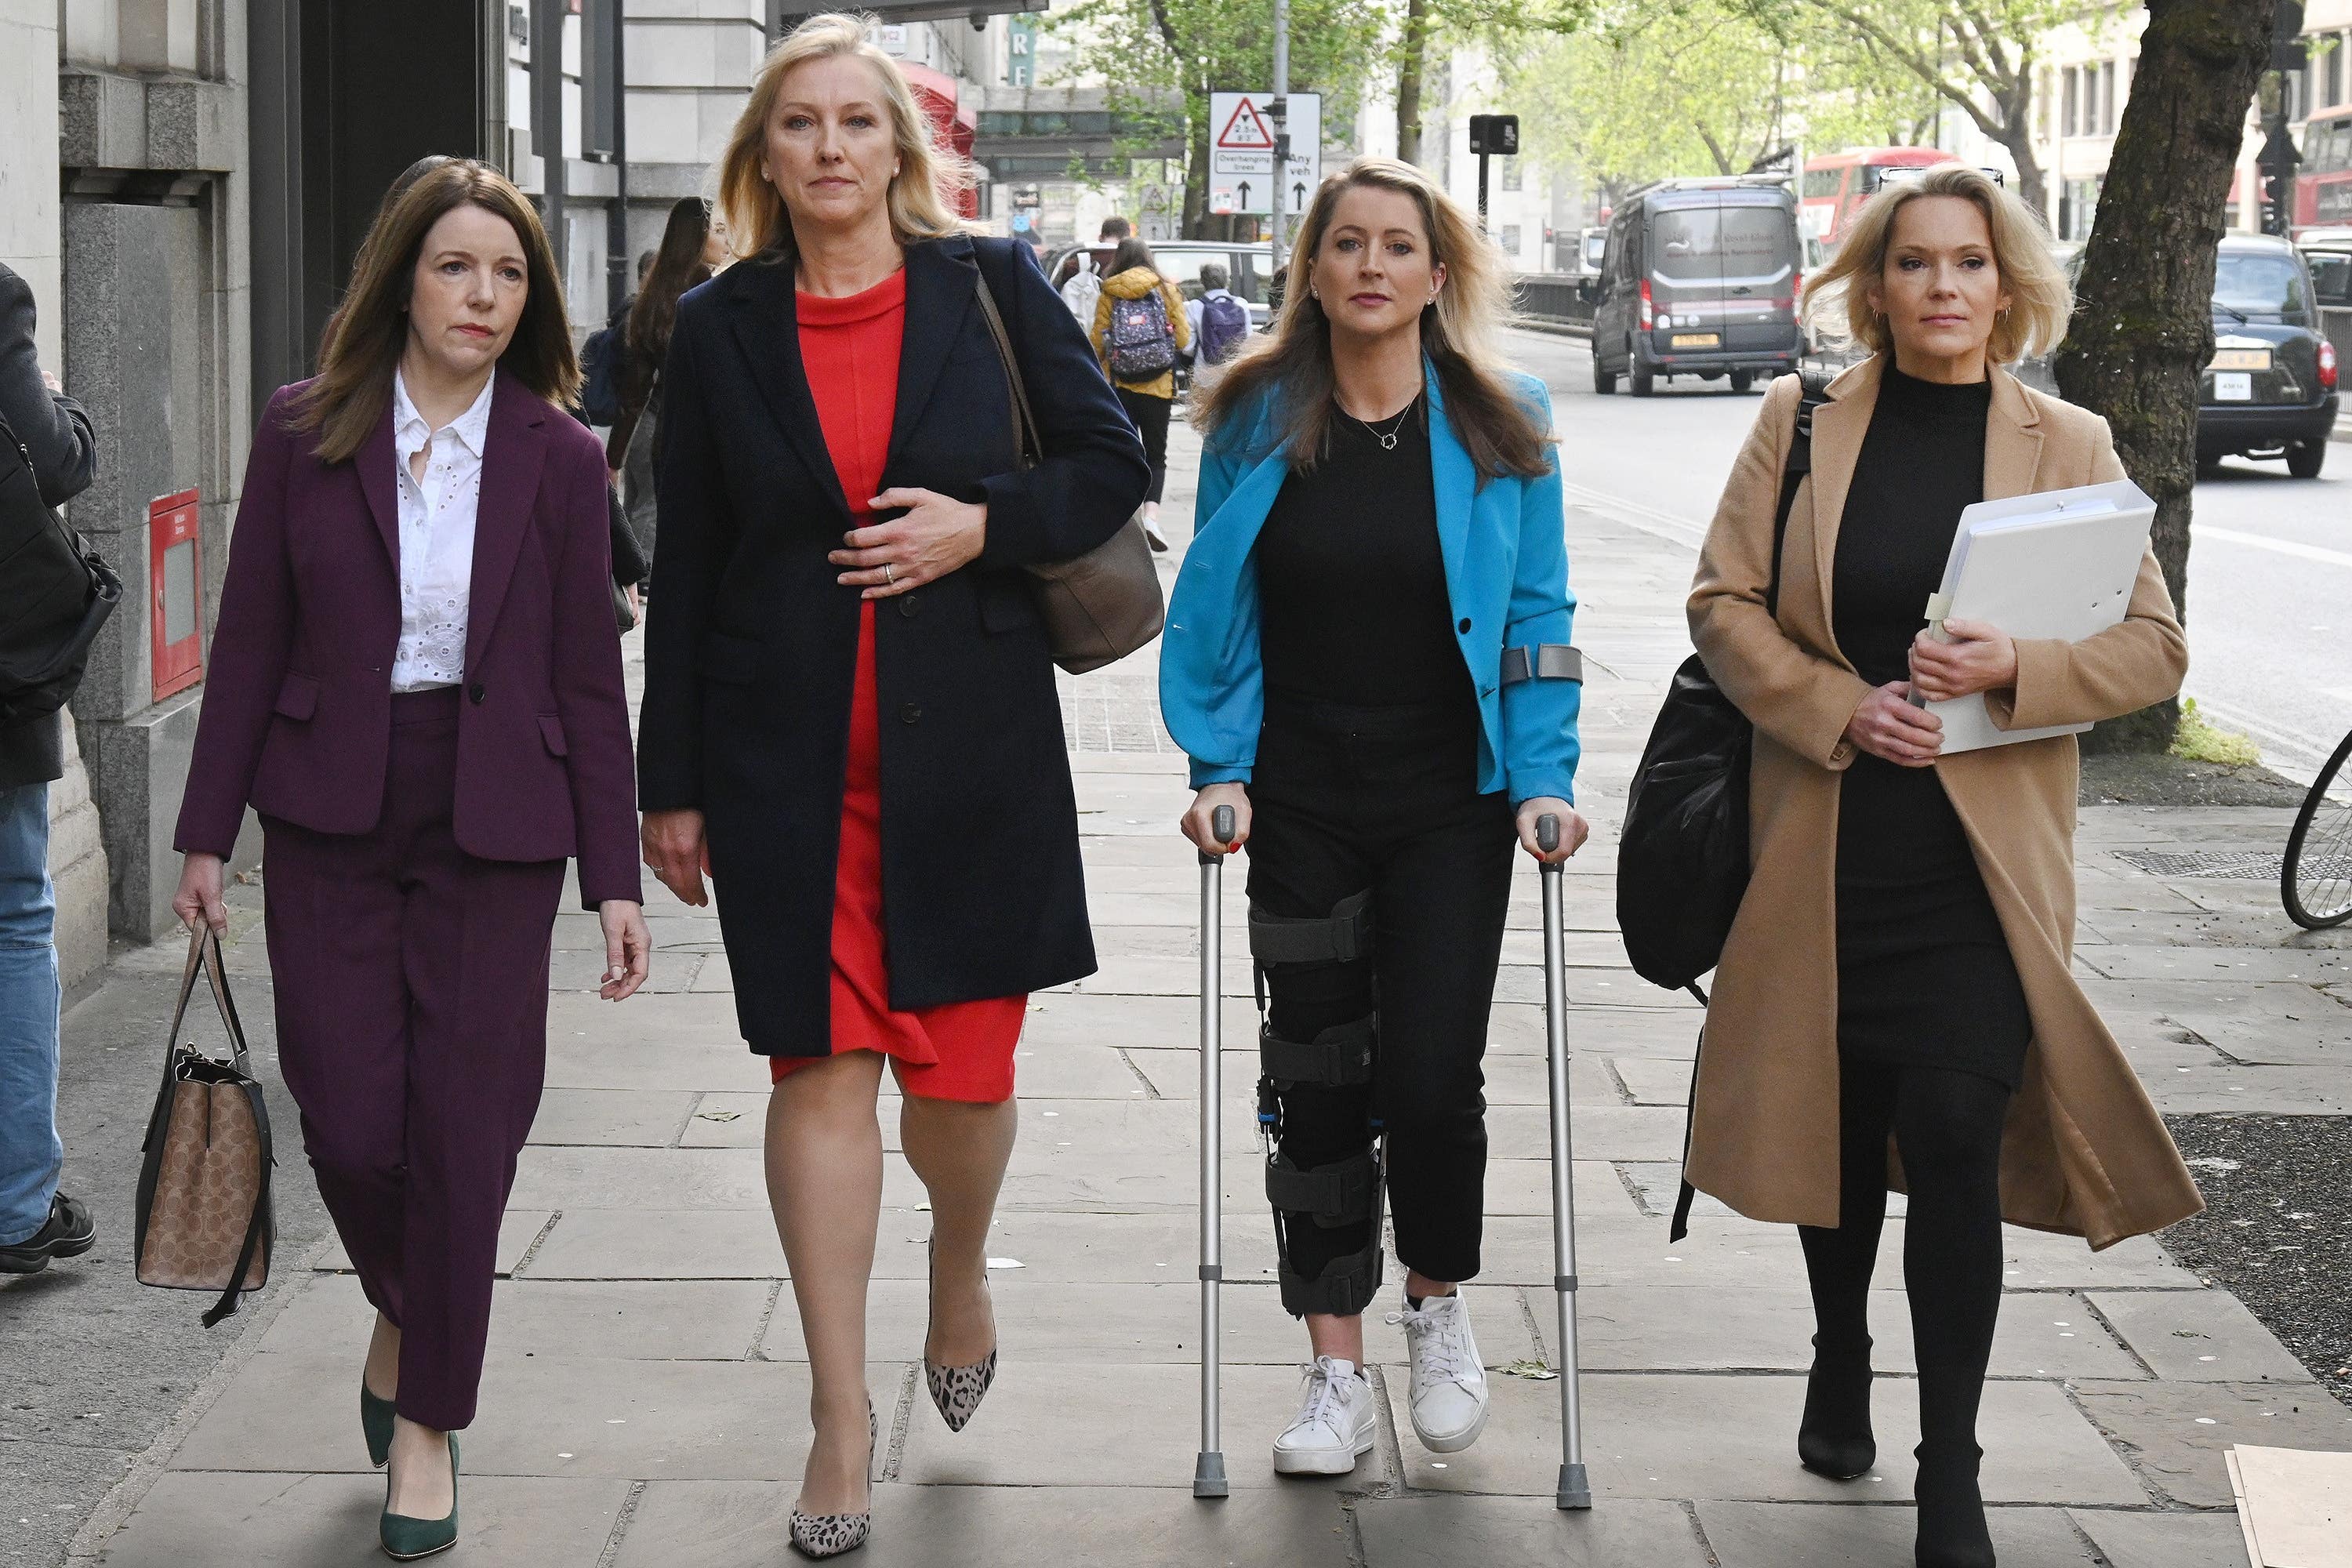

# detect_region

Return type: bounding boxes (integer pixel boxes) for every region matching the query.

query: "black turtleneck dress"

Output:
[1831,366,2031,1088]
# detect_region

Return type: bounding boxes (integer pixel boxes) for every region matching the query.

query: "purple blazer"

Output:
[174,369,643,907]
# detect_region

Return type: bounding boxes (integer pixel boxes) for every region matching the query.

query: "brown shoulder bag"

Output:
[971,271,1165,675]
[134,925,274,1326]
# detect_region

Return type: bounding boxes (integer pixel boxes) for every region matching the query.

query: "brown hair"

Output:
[624,196,715,408]
[1194,158,1550,482]
[715,13,972,267]
[289,160,578,463]
[1805,163,2072,365]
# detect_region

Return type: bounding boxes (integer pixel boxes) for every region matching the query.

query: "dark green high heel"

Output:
[379,1433,459,1561]
[361,1379,397,1469]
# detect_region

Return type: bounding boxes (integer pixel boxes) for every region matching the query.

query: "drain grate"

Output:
[2114,848,2288,881]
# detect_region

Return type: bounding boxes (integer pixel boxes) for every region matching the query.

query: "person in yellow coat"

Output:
[1092,237,1190,550]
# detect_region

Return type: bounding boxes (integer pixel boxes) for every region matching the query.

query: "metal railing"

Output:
[1515,273,1598,332]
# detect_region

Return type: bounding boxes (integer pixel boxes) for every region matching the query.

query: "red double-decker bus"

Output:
[2296,105,2352,230]
[1799,146,1960,261]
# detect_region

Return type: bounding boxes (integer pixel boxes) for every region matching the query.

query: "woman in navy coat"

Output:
[635,15,1147,1555]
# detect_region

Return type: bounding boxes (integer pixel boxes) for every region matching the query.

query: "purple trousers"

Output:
[262,687,564,1431]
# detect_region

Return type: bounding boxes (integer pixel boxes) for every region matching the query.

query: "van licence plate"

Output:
[1671,332,1720,348]
[2212,372,2254,401]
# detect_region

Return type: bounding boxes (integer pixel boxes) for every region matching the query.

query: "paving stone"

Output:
[2065,1507,2253,1568]
[758,1278,1538,1369]
[263,1272,775,1362]
[1570,1285,2143,1380]
[528,1087,698,1146]
[1609,1055,1693,1105]
[2085,1288,2313,1382]
[1691,1501,2096,1567]
[676,1091,772,1146]
[98,1471,628,1567]
[314,1209,550,1276]
[169,1348,899,1480]
[521,1208,787,1279]
[1383,1371,2145,1504]
[894,1361,1389,1491]
[1354,1494,1712,1567]
[615,1480,1356,1568]
[2068,1377,2352,1507]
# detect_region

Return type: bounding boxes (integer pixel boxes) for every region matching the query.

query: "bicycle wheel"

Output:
[2281,727,2352,930]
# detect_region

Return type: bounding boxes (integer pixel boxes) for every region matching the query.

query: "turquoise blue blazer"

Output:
[1159,363,1581,806]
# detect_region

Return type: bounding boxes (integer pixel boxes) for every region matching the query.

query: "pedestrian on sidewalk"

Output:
[608,195,725,588]
[1091,237,1190,551]
[1161,157,1590,1480]
[170,159,651,1562]
[1182,260,1250,399]
[633,16,1146,1559]
[0,262,101,1279]
[1685,164,2200,1568]
[1055,248,1100,326]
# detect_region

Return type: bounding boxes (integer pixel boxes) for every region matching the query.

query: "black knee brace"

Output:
[1250,890,1386,1319]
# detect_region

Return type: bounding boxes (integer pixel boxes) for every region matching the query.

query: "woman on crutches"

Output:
[1161,157,1588,1477]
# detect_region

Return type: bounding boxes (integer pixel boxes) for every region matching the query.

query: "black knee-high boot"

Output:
[1795,1062,1898,1479]
[1894,1067,2012,1568]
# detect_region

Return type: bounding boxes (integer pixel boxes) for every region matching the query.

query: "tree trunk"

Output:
[1396,0,1428,166]
[1998,78,2046,216]
[1183,111,1210,238]
[2053,0,2269,752]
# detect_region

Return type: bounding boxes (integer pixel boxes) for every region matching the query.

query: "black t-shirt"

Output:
[1255,396,1469,709]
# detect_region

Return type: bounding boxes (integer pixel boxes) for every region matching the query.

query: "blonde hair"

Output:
[1196,157,1549,482]
[716,13,973,264]
[1805,164,2071,364]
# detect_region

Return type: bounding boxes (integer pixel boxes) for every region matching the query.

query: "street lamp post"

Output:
[1270,0,1290,273]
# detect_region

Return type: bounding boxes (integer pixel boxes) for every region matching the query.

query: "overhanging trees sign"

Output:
[1207,91,1322,218]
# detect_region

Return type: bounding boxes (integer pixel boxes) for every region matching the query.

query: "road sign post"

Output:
[1271,0,1290,274]
[1468,114,1519,230]
[1208,90,1320,224]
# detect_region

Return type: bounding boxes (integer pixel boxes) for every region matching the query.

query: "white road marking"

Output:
[2195,524,2352,570]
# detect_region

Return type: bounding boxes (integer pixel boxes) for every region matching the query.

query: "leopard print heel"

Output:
[788,1402,876,1559]
[924,1237,998,1432]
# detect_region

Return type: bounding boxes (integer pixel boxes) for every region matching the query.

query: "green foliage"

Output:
[2169,698,2261,768]
[1504,0,1938,193]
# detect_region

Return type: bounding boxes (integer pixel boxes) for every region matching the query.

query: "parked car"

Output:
[1043,239,1276,333]
[2015,235,2337,477]
[1590,176,1804,397]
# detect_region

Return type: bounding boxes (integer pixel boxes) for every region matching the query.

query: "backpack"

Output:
[1061,268,1101,325]
[1196,293,1249,365]
[579,311,628,426]
[0,410,122,728]
[1106,289,1178,380]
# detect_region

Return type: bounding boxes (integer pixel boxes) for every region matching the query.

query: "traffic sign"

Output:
[1207,90,1321,218]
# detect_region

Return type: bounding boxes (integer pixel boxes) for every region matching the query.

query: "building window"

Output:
[1500,223,1523,253]
[2100,61,2116,132]
[2063,67,2079,137]
[1501,156,1522,191]
[2325,37,2342,107]
[2039,67,2055,141]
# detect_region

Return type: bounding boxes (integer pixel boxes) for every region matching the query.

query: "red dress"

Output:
[771,270,1027,1102]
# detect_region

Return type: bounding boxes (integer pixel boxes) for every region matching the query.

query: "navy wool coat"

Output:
[639,234,1150,1054]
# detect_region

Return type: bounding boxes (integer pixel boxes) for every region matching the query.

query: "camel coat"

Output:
[1684,356,2203,1250]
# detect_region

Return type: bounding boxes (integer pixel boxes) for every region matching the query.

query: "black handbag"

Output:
[1617,376,1828,1242]
[1617,377,1829,996]
[0,408,121,728]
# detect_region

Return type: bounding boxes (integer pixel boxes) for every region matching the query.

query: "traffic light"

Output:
[2259,118,2301,236]
[2274,1,2307,72]
[1468,115,1519,156]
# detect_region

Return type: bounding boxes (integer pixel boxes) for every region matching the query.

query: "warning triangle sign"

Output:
[1215,97,1275,150]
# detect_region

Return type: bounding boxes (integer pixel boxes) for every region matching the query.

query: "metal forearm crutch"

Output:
[1539,813,1592,1510]
[1194,803,1236,1501]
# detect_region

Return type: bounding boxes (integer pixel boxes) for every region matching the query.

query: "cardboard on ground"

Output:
[1207,90,1321,217]
[1915,477,2155,755]
[2227,1443,2352,1567]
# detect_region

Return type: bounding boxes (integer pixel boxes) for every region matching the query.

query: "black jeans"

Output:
[1245,691,1514,1311]
[1115,387,1171,505]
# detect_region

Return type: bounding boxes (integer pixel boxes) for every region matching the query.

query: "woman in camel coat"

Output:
[1686,165,2199,1568]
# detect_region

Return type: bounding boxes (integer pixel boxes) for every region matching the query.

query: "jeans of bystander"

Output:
[0,782,62,1247]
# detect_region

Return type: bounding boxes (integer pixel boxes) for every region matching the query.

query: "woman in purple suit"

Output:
[169,161,650,1561]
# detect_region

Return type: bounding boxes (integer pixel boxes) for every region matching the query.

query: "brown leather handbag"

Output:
[971,270,1165,675]
[134,925,274,1326]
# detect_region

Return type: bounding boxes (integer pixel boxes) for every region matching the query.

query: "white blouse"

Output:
[388,371,494,693]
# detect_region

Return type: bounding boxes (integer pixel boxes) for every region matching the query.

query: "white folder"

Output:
[1915,478,2157,755]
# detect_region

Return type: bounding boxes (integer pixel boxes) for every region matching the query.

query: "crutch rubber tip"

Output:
[1193,1453,1229,1499]
[1555,1462,1592,1511]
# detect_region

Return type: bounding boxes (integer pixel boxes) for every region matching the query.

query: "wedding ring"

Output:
[884,563,896,585]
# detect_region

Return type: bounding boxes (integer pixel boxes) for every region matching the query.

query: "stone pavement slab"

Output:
[2067,1378,2352,1506]
[1353,1494,1714,1567]
[263,1273,777,1363]
[2067,1506,2255,1568]
[2085,1287,2313,1382]
[1691,1501,2097,1567]
[99,1472,629,1568]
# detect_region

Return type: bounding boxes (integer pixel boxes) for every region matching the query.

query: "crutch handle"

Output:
[1537,812,1562,858]
[1200,804,1236,866]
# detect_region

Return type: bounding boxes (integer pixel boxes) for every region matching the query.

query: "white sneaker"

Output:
[1270,1355,1378,1476]
[1390,1292,1490,1453]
